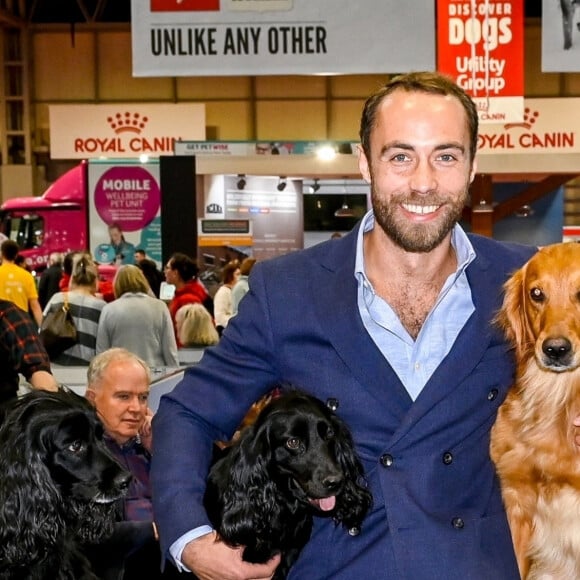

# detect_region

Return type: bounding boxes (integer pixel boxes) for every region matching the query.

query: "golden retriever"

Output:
[490,242,580,579]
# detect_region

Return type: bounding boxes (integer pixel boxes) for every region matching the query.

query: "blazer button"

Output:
[348,526,361,536]
[326,398,339,411]
[487,389,498,401]
[451,517,465,529]
[442,451,453,465]
[380,454,394,467]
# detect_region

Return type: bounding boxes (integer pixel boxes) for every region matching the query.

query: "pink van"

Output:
[0,161,116,283]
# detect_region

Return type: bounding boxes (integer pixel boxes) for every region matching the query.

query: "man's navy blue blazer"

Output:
[151,224,536,579]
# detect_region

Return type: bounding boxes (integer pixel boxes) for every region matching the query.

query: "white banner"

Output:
[131,0,435,77]
[173,140,355,155]
[478,98,580,154]
[542,0,580,72]
[474,97,524,124]
[49,104,205,159]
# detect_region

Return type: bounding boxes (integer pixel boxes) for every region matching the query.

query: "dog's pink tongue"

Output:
[313,496,336,511]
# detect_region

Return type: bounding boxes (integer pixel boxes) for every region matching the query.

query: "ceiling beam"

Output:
[0,7,26,26]
[93,0,108,22]
[493,174,577,222]
[75,0,91,22]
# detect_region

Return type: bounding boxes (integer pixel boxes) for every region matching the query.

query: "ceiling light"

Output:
[316,144,337,161]
[311,178,320,193]
[237,175,246,190]
[277,176,287,192]
[515,205,534,218]
[334,198,355,218]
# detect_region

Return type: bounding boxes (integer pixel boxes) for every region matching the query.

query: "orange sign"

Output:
[199,236,253,247]
[437,0,524,122]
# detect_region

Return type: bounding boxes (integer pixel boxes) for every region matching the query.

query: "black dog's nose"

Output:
[322,475,343,492]
[542,337,572,361]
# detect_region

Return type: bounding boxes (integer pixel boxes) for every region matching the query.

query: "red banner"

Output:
[437,0,523,100]
[150,0,220,11]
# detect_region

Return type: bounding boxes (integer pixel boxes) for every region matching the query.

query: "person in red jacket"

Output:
[164,253,214,346]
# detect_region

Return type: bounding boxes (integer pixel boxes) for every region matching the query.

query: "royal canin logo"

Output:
[478,108,575,150]
[73,112,177,154]
[150,0,220,11]
[107,112,149,134]
[503,108,540,131]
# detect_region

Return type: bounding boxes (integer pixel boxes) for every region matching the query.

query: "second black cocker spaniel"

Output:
[204,389,372,579]
[0,389,131,580]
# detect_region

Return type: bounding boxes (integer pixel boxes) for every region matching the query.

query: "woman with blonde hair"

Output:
[175,303,219,348]
[96,265,179,368]
[43,252,106,364]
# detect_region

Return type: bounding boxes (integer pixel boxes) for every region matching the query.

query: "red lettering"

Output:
[150,0,219,12]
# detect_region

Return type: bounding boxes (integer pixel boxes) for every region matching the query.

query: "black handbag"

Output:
[39,293,78,359]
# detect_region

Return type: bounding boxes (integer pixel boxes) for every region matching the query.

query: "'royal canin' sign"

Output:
[477,98,579,154]
[49,104,205,159]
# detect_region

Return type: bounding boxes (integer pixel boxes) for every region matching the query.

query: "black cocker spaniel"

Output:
[0,389,131,580]
[204,389,372,579]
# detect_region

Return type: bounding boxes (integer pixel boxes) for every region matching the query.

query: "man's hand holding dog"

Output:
[181,532,280,580]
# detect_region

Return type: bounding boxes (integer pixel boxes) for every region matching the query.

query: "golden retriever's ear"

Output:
[496,267,529,358]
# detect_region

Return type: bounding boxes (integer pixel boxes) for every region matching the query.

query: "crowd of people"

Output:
[0,241,247,578]
[0,241,245,370]
[0,70,551,579]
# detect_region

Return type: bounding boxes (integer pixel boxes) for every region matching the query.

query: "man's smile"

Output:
[402,203,441,215]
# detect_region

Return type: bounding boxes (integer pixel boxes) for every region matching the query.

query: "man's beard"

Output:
[371,184,469,253]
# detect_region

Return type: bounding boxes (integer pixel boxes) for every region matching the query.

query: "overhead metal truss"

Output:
[0,0,130,26]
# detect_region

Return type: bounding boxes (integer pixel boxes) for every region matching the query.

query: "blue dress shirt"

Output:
[355,211,475,400]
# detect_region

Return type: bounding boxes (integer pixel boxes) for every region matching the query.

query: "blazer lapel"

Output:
[311,229,413,419]
[388,250,500,445]
[311,227,507,442]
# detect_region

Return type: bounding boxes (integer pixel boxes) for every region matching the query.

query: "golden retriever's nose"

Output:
[542,337,572,365]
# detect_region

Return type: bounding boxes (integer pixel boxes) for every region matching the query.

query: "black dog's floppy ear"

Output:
[226,418,274,493]
[0,408,63,564]
[328,414,372,530]
[215,418,282,544]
